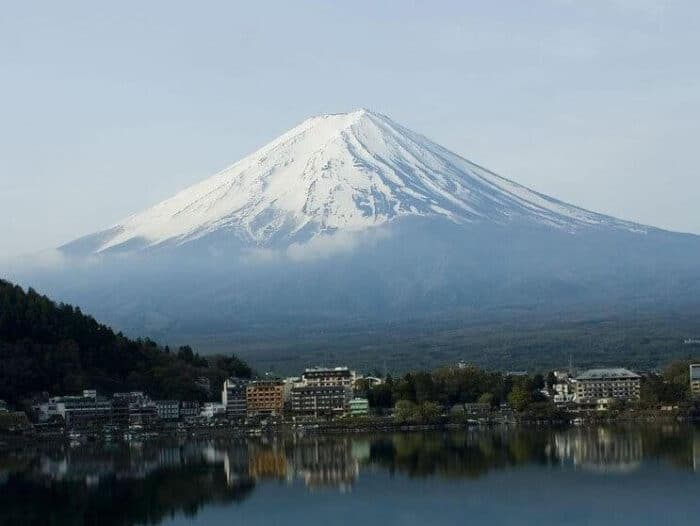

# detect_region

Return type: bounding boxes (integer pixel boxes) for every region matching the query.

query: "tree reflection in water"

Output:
[0,425,698,525]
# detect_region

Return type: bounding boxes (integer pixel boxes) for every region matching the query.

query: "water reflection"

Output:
[554,428,644,473]
[1,425,699,525]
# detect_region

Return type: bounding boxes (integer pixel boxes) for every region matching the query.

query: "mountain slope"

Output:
[14,109,699,365]
[64,109,647,255]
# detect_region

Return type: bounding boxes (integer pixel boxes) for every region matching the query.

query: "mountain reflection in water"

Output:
[1,426,699,525]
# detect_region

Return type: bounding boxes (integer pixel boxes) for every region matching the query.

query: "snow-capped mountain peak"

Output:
[82,109,644,253]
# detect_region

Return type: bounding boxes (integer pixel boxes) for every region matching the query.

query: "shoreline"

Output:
[3,411,698,451]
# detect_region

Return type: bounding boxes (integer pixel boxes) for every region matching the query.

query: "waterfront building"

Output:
[291,385,351,418]
[0,410,32,433]
[128,401,158,427]
[246,380,284,417]
[154,400,180,420]
[222,378,249,418]
[112,391,158,427]
[112,391,148,405]
[33,399,61,423]
[553,378,576,405]
[0,399,7,412]
[464,403,491,415]
[111,395,132,427]
[553,370,571,381]
[348,398,369,417]
[179,401,201,419]
[574,368,641,405]
[301,367,356,389]
[283,377,302,404]
[690,364,700,398]
[34,390,112,429]
[201,402,226,419]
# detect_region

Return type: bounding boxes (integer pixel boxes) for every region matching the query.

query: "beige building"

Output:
[246,380,284,417]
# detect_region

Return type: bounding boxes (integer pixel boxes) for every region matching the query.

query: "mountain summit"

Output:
[67,109,645,254]
[38,109,700,357]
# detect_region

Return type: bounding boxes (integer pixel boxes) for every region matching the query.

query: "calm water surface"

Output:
[2,425,700,525]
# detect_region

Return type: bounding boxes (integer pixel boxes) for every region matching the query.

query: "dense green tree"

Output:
[532,373,545,391]
[213,354,253,379]
[507,385,533,412]
[394,400,418,423]
[0,280,251,404]
[417,401,442,424]
[367,383,393,409]
[545,371,556,386]
[449,404,468,424]
[477,392,495,407]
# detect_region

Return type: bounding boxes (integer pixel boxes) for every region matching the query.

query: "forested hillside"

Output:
[0,280,251,404]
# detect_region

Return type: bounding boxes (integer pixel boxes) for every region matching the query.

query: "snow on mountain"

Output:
[84,109,646,254]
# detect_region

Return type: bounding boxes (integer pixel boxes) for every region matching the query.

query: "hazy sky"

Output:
[2,0,699,258]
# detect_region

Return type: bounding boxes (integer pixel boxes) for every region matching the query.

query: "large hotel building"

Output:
[574,368,641,404]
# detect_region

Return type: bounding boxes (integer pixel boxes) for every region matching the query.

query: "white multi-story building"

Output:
[200,402,226,419]
[287,367,357,418]
[34,390,112,428]
[291,385,350,417]
[179,401,201,419]
[553,382,576,404]
[574,368,641,405]
[690,364,700,398]
[301,367,356,388]
[283,377,303,404]
[154,400,180,420]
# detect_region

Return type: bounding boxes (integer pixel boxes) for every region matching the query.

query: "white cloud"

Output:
[286,228,391,262]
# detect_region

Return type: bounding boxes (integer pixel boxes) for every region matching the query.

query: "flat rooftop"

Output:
[576,368,640,380]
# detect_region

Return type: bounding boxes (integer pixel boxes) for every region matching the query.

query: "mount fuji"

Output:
[64,109,648,255]
[13,110,700,362]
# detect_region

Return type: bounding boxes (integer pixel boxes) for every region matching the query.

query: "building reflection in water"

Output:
[2,435,362,494]
[553,428,644,474]
[6,428,700,488]
[288,437,359,491]
[225,436,360,491]
[2,426,700,525]
[247,441,288,481]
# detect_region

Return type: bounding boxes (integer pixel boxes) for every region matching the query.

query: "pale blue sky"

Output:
[2,0,699,257]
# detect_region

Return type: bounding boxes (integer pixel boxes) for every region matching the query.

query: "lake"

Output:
[2,425,700,525]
